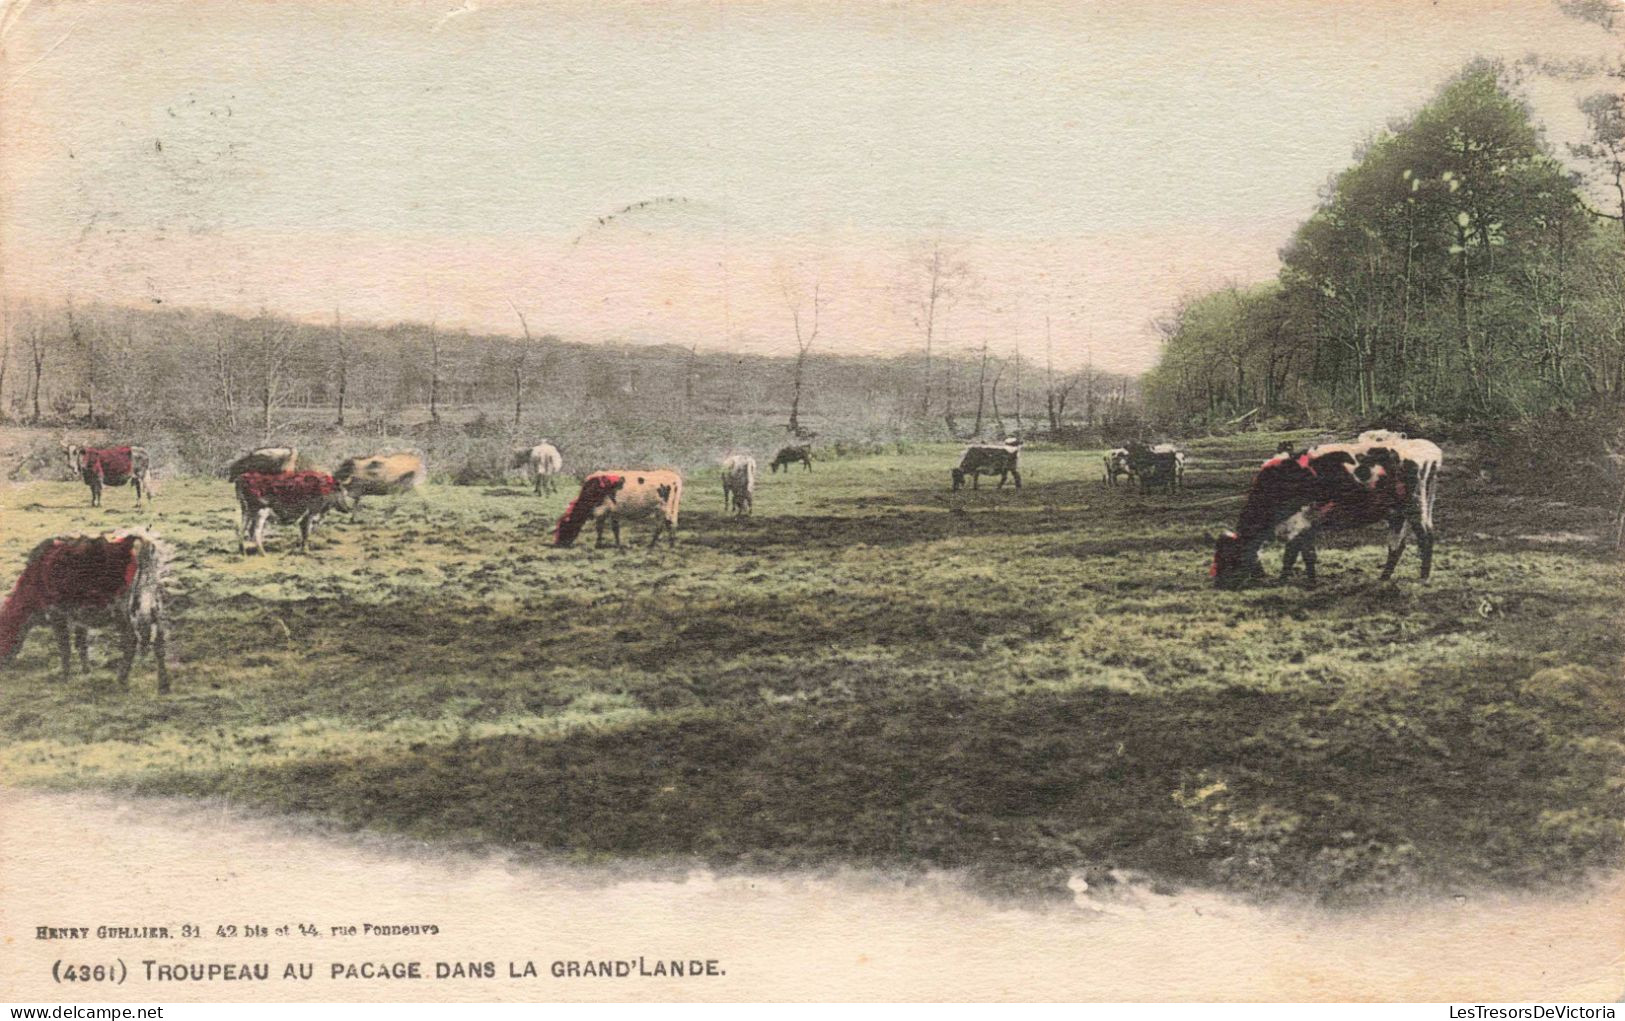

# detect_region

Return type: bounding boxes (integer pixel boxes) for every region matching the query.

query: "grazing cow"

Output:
[721,454,757,515]
[951,443,1022,491]
[66,445,151,507]
[1211,435,1442,589]
[511,442,564,495]
[0,531,170,691]
[555,469,684,548]
[335,451,427,510]
[1126,442,1179,492]
[770,445,813,473]
[1358,429,1407,445]
[227,446,298,481]
[1104,447,1135,486]
[235,471,356,554]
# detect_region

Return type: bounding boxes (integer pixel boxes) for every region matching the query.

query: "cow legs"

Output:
[1281,543,1301,579]
[252,508,273,554]
[89,477,103,507]
[74,627,91,672]
[52,621,73,679]
[1301,545,1318,586]
[115,625,139,687]
[1379,517,1411,581]
[153,614,171,694]
[611,518,622,548]
[594,518,608,548]
[1416,518,1434,581]
[298,514,314,553]
[1011,468,1022,490]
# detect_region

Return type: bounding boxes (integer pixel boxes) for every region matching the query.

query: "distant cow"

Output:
[1104,447,1134,486]
[512,442,564,495]
[1211,435,1442,589]
[1126,442,1179,493]
[555,469,684,548]
[235,471,356,554]
[770,445,812,473]
[721,454,757,515]
[66,445,151,507]
[227,446,298,481]
[951,443,1022,491]
[1151,443,1187,488]
[335,451,427,509]
[0,531,171,691]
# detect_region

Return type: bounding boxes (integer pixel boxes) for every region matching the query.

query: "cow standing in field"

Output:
[335,451,427,516]
[1125,442,1180,493]
[721,454,757,515]
[512,442,564,495]
[555,469,684,548]
[770,445,813,473]
[951,442,1022,491]
[227,446,298,481]
[235,471,356,554]
[66,445,151,507]
[0,531,171,691]
[1211,435,1442,589]
[1104,448,1135,486]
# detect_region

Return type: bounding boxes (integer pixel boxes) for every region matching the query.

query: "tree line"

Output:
[1143,59,1625,430]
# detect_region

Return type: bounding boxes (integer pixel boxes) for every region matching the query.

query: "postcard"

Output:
[2,0,1622,1003]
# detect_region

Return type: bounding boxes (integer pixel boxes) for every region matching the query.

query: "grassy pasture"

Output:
[0,432,1620,903]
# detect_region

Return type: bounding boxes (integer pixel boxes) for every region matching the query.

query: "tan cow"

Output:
[334,451,427,514]
[555,469,684,548]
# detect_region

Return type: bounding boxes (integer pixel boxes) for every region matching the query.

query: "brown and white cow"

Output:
[1211,436,1442,589]
[235,471,356,554]
[227,446,299,481]
[721,454,757,515]
[66,445,152,507]
[1104,447,1135,486]
[555,469,684,548]
[0,531,171,691]
[951,442,1022,491]
[511,442,564,495]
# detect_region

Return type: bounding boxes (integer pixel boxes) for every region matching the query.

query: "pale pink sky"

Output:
[0,0,1615,374]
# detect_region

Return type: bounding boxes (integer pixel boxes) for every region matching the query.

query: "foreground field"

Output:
[0,433,1620,902]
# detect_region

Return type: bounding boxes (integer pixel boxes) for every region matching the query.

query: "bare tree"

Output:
[428,321,442,425]
[26,312,47,424]
[507,300,530,428]
[905,240,970,419]
[333,309,348,428]
[779,269,823,435]
[252,313,295,442]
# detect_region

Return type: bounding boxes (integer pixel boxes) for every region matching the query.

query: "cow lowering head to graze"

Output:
[1210,436,1442,590]
[335,451,427,513]
[721,454,757,516]
[511,442,564,496]
[0,531,171,691]
[769,445,813,473]
[235,471,356,554]
[554,469,684,548]
[1103,447,1135,486]
[65,445,151,507]
[227,446,298,481]
[950,443,1022,491]
[1125,442,1178,493]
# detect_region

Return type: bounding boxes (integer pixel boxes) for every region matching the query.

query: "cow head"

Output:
[950,467,966,491]
[1210,530,1264,590]
[63,444,85,473]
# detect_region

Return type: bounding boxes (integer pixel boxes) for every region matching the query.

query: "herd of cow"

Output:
[1,430,1442,691]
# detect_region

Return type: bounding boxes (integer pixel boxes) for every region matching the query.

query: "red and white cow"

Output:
[66,445,152,507]
[0,531,171,690]
[555,470,684,548]
[1211,436,1442,588]
[235,471,356,554]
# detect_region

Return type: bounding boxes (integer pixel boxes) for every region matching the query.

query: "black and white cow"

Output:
[951,442,1022,491]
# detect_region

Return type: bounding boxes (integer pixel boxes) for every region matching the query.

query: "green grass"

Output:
[1,432,1621,903]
